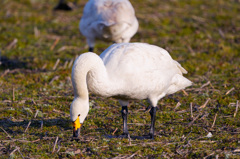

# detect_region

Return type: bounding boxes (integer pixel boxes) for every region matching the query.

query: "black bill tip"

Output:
[73,128,80,138]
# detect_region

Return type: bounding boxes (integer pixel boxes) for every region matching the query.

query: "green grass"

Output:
[0,0,239,158]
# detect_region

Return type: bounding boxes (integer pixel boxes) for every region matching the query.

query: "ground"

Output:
[0,0,239,158]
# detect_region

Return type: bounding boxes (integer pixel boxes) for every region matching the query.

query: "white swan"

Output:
[79,0,139,52]
[71,43,192,139]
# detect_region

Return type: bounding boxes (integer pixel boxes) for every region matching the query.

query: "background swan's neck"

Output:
[71,53,110,99]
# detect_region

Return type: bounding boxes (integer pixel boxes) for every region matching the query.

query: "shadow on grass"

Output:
[0,118,71,136]
[0,56,28,70]
[103,134,154,140]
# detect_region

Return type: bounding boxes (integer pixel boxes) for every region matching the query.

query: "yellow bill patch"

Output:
[72,116,81,131]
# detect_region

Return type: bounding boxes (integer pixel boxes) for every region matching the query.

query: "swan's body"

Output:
[79,0,138,51]
[71,43,192,139]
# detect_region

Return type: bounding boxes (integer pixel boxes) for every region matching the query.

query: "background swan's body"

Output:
[79,0,138,51]
[71,43,192,138]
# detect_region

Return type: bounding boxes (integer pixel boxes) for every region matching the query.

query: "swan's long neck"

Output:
[71,53,111,99]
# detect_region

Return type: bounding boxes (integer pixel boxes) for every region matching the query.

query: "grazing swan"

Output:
[79,0,138,52]
[71,43,192,139]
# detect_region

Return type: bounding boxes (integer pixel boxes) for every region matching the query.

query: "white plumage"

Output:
[70,43,192,138]
[79,0,138,51]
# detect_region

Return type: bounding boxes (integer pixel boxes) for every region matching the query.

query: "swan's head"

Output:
[70,97,89,138]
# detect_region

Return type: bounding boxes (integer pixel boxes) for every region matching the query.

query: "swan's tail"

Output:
[167,74,192,95]
[174,60,188,74]
[101,22,129,42]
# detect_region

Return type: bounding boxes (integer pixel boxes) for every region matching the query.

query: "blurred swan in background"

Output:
[79,0,139,52]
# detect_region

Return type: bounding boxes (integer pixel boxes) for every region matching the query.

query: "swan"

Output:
[71,43,192,139]
[79,0,139,52]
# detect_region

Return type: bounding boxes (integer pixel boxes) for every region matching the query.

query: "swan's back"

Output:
[100,43,185,77]
[100,43,192,102]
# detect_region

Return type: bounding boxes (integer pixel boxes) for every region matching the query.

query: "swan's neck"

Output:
[71,53,111,99]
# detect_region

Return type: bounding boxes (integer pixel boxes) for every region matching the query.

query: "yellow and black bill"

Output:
[72,115,82,138]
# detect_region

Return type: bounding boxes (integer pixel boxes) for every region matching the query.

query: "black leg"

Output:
[149,106,157,139]
[54,0,73,11]
[89,47,94,52]
[118,106,129,138]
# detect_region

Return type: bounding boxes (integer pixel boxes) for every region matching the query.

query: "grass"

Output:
[0,0,239,158]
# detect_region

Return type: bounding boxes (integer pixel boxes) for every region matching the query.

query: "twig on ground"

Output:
[199,98,210,109]
[53,58,60,70]
[209,82,215,89]
[188,114,201,127]
[10,147,19,156]
[52,136,59,153]
[198,140,216,143]
[68,59,74,68]
[1,69,10,77]
[176,110,188,114]
[233,149,240,153]
[211,113,218,128]
[32,100,36,105]
[57,139,62,153]
[187,45,195,55]
[1,139,40,143]
[192,15,206,23]
[25,110,38,133]
[234,100,239,118]
[6,38,18,50]
[66,76,71,84]
[112,128,118,135]
[128,134,131,146]
[190,102,193,119]
[34,26,40,38]
[49,76,59,85]
[41,63,47,70]
[57,46,79,52]
[225,87,235,95]
[40,120,43,130]
[57,46,67,52]
[127,150,140,159]
[0,49,1,65]
[218,29,225,38]
[181,130,192,141]
[1,69,35,77]
[0,127,13,140]
[228,102,236,107]
[200,81,210,89]
[24,121,31,133]
[182,90,188,96]
[174,102,181,111]
[17,148,25,159]
[19,139,40,143]
[34,110,39,118]
[43,137,56,140]
[12,87,15,101]
[203,152,215,159]
[63,60,68,69]
[9,146,24,158]
[50,37,60,51]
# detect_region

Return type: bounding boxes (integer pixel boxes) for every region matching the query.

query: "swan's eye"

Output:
[78,114,80,117]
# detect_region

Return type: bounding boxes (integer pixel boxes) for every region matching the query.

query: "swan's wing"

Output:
[100,43,192,99]
[101,43,181,79]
